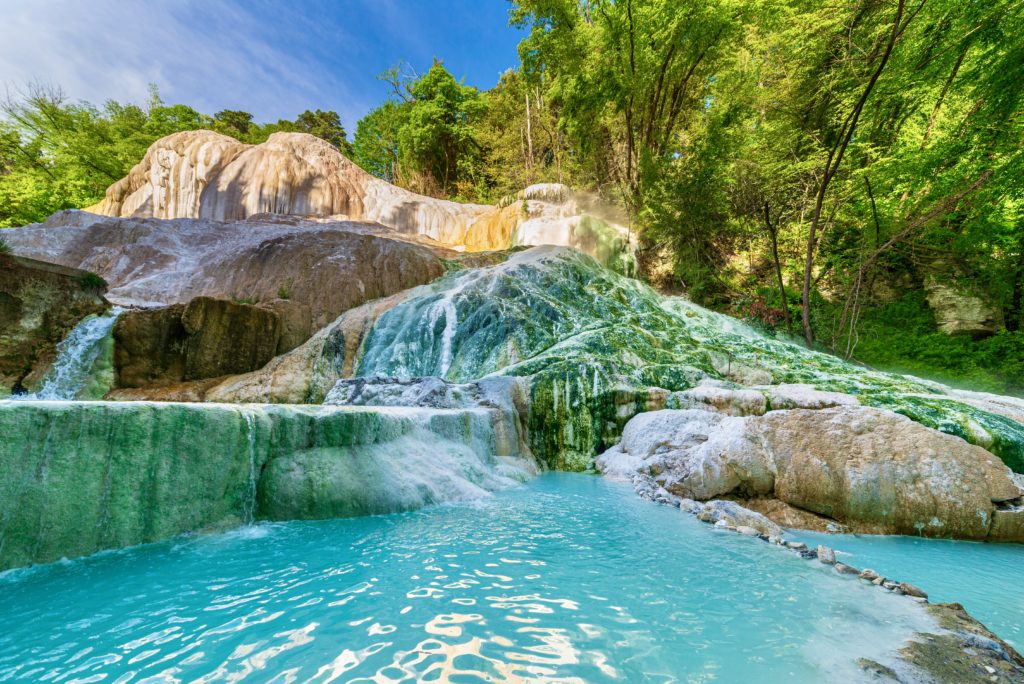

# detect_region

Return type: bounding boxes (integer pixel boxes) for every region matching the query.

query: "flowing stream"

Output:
[0,474,940,683]
[20,307,122,400]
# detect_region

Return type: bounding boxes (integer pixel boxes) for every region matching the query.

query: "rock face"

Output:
[113,297,284,388]
[597,406,1024,541]
[0,254,108,395]
[0,400,536,571]
[924,275,1002,337]
[82,131,635,266]
[3,211,448,329]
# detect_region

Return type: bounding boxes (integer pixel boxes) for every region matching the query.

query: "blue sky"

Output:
[0,0,525,133]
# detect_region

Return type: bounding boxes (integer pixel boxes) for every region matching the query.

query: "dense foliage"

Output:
[0,85,349,227]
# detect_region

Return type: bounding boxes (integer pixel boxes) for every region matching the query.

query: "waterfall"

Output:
[25,307,123,401]
[242,412,259,524]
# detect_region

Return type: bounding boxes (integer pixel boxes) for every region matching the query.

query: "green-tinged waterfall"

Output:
[349,247,1024,471]
[0,401,535,570]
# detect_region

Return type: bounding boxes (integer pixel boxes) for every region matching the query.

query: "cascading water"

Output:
[20,307,123,400]
[242,411,259,525]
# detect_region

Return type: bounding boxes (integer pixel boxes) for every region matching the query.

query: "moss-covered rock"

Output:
[0,400,535,571]
[347,246,1024,470]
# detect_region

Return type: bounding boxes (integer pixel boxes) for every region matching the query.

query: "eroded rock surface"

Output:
[0,254,108,395]
[597,405,1024,540]
[113,297,287,388]
[2,211,447,329]
[80,131,635,266]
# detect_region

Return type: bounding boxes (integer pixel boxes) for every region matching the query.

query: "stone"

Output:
[181,297,280,380]
[114,298,283,387]
[0,254,108,394]
[872,577,886,586]
[82,131,635,267]
[859,569,881,581]
[736,525,760,537]
[3,211,448,330]
[112,304,188,387]
[597,405,1024,541]
[816,546,836,564]
[258,299,312,354]
[834,562,859,575]
[924,274,1002,337]
[899,582,928,599]
[756,383,859,411]
[785,541,807,551]
[673,381,767,416]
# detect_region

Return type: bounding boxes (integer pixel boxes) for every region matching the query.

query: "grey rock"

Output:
[834,562,859,575]
[816,545,837,565]
[898,582,928,599]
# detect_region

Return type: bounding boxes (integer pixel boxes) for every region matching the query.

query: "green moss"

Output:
[350,247,1024,472]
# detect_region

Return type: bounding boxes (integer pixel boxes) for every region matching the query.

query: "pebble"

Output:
[785,541,807,551]
[834,562,859,575]
[816,545,836,565]
[736,526,760,537]
[859,568,880,581]
[713,519,730,529]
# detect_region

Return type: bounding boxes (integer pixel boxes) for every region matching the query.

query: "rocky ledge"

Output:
[597,386,1024,541]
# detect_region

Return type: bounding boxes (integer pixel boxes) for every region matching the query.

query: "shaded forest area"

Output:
[2,0,1022,391]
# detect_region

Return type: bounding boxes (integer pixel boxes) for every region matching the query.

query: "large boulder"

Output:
[924,274,1002,337]
[113,297,282,388]
[2,211,448,329]
[0,254,108,395]
[597,405,1024,541]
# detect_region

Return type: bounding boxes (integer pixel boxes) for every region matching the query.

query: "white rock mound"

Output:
[598,394,1024,541]
[86,130,635,266]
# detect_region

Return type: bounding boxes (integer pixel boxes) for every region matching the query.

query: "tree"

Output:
[212,110,254,137]
[293,109,351,153]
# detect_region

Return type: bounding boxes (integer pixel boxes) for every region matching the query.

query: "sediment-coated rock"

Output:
[3,211,448,329]
[79,131,635,266]
[0,400,536,571]
[597,406,1024,541]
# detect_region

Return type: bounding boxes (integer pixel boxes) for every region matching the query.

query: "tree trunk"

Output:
[764,202,792,332]
[800,0,907,347]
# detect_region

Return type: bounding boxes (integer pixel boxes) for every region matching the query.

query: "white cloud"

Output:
[0,0,374,131]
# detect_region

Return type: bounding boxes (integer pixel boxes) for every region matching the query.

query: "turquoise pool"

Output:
[0,474,944,682]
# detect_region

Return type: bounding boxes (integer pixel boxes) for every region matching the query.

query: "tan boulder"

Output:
[598,406,1024,540]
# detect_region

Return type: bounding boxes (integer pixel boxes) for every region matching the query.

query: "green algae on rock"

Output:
[0,400,535,571]
[344,246,1024,471]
